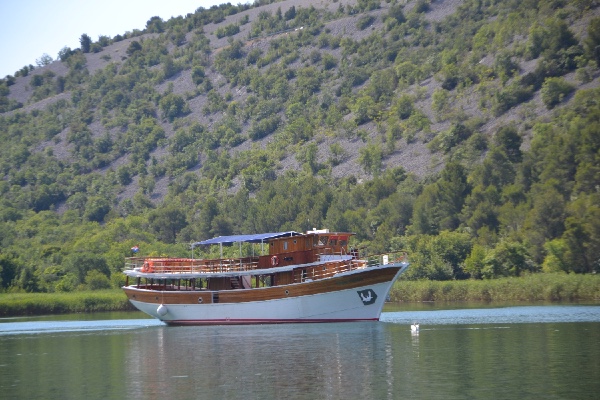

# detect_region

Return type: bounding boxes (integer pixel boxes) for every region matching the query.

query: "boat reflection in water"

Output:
[124,321,397,399]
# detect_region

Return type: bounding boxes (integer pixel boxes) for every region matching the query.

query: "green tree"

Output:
[395,94,413,120]
[148,206,188,244]
[64,253,109,285]
[126,41,142,56]
[410,184,441,235]
[542,238,569,273]
[284,5,296,20]
[159,93,189,121]
[79,33,92,53]
[464,244,487,279]
[0,253,19,289]
[83,196,111,222]
[35,53,53,67]
[357,0,380,12]
[358,141,383,176]
[57,46,73,61]
[586,17,600,66]
[17,266,39,292]
[386,4,406,25]
[296,142,319,174]
[437,162,470,230]
[192,66,205,85]
[482,240,534,278]
[146,16,164,33]
[494,125,522,163]
[560,195,600,273]
[352,95,377,125]
[85,270,111,290]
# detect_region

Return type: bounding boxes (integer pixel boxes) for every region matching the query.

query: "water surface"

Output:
[1,305,598,399]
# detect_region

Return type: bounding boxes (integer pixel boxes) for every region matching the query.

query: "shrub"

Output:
[429,123,473,153]
[192,66,206,85]
[357,0,380,11]
[541,77,575,109]
[352,95,378,125]
[357,15,375,30]
[159,93,189,121]
[414,0,430,13]
[215,23,240,38]
[126,41,142,56]
[30,74,44,87]
[493,81,534,116]
[248,116,281,140]
[395,94,414,120]
[322,54,337,70]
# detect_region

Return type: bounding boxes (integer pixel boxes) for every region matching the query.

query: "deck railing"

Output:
[363,251,409,268]
[297,251,408,282]
[124,251,408,276]
[124,257,260,274]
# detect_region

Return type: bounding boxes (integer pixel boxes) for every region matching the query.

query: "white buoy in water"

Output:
[411,323,420,333]
[157,304,168,316]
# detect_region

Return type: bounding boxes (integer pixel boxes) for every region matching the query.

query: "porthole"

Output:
[198,297,203,304]
[285,290,289,295]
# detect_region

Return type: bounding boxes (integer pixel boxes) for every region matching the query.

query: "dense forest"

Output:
[0,0,599,294]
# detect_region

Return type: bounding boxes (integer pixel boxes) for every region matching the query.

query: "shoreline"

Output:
[1,274,599,317]
[389,273,600,302]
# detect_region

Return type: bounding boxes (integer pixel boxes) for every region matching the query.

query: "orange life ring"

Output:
[271,256,279,267]
[142,260,155,273]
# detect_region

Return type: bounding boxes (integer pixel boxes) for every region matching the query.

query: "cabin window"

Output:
[283,241,288,250]
[329,239,337,246]
[318,236,328,246]
[340,240,347,246]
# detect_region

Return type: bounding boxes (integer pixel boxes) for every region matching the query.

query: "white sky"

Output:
[0,0,226,78]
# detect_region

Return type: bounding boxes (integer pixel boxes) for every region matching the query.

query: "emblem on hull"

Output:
[357,289,377,305]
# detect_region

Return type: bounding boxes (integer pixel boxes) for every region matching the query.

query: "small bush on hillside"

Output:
[357,15,375,30]
[541,77,575,109]
[215,23,240,38]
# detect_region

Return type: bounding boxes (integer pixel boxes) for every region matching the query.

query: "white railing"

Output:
[363,251,409,268]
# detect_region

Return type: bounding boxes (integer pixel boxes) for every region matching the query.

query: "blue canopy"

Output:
[192,231,301,247]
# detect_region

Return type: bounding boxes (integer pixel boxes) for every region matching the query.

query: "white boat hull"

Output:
[125,264,406,325]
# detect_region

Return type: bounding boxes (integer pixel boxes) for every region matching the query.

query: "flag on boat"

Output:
[131,245,139,253]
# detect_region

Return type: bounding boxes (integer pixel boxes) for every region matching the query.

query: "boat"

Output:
[122,229,409,325]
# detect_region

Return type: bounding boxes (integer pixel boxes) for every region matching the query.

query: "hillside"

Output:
[0,0,599,293]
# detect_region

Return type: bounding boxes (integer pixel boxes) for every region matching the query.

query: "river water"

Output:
[1,303,599,399]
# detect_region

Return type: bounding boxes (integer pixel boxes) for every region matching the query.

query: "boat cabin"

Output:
[259,230,353,268]
[125,230,360,292]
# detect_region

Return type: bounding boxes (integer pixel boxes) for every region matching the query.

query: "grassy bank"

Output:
[0,289,135,317]
[389,273,600,303]
[2,274,599,317]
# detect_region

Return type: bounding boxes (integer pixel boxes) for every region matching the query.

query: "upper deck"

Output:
[123,230,407,285]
